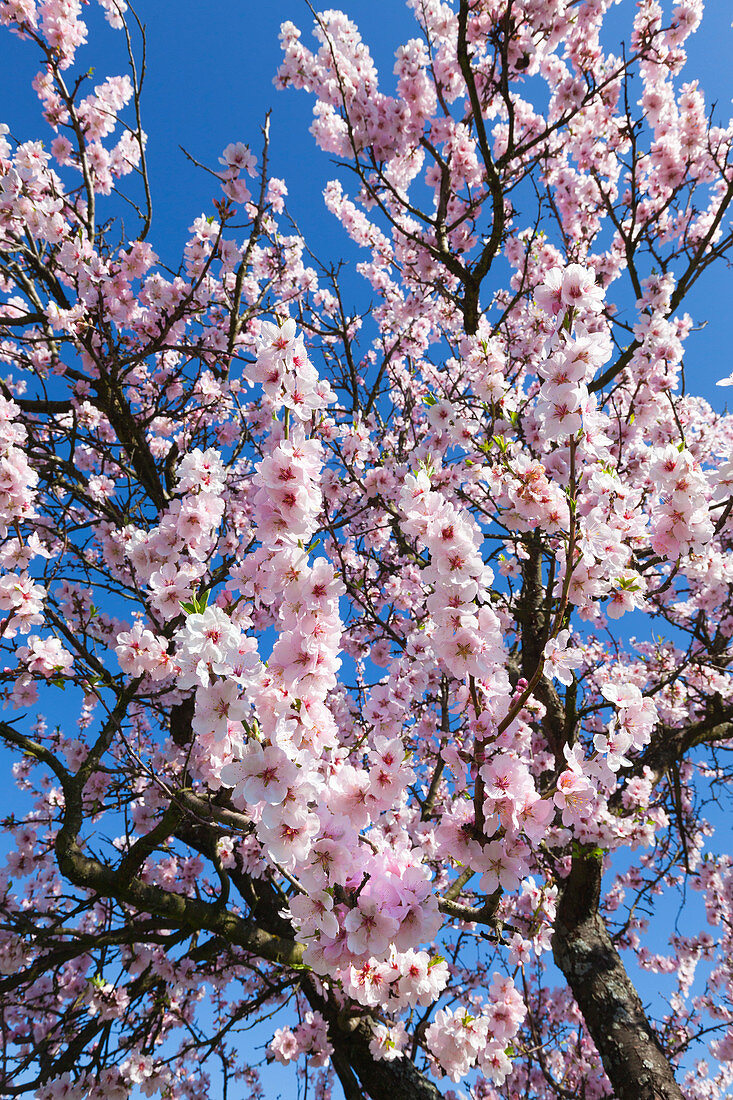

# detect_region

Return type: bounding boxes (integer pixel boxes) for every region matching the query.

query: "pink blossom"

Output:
[544,629,584,686]
[220,743,299,806]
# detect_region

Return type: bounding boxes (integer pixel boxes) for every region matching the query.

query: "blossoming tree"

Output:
[1,0,733,1098]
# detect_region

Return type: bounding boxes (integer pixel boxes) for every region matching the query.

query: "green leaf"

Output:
[180,590,210,615]
[181,591,210,615]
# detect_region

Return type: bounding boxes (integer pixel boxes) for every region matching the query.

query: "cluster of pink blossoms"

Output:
[277,14,435,169]
[268,1010,333,1068]
[192,328,457,1036]
[8,38,141,196]
[116,447,227,620]
[399,466,509,693]
[245,316,336,421]
[218,141,256,205]
[425,973,526,1085]
[170,602,260,789]
[32,1056,168,1100]
[435,744,559,899]
[339,947,448,1013]
[0,397,49,675]
[595,681,659,773]
[533,264,610,442]
[114,621,171,682]
[650,444,714,558]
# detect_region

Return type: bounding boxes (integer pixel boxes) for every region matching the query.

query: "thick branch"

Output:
[611,705,733,809]
[456,0,506,333]
[55,839,303,966]
[519,539,565,761]
[302,977,442,1100]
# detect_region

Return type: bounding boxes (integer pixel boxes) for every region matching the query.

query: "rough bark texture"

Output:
[519,540,566,763]
[552,849,685,1100]
[302,978,443,1100]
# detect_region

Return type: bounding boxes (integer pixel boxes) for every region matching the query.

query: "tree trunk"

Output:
[302,978,442,1100]
[552,849,685,1100]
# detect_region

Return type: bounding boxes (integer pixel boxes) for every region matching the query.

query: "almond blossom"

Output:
[0,2,732,1099]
